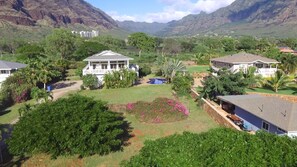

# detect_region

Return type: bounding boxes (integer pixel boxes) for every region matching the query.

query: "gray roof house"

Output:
[211,53,279,77]
[0,60,27,84]
[218,94,297,137]
[82,50,138,85]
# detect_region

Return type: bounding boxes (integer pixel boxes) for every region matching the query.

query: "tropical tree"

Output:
[45,29,77,60]
[157,57,186,83]
[38,61,61,89]
[128,32,156,57]
[280,54,297,74]
[200,69,248,100]
[30,87,53,103]
[266,70,292,92]
[241,66,264,88]
[74,41,109,61]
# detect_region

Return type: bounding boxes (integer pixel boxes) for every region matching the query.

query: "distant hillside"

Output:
[117,21,167,35]
[158,0,297,37]
[0,0,117,29]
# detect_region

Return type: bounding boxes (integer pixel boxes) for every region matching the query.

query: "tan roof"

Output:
[218,95,297,132]
[211,53,279,64]
[84,50,133,61]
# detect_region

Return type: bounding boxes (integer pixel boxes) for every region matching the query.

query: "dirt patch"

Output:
[192,72,208,88]
[183,61,196,66]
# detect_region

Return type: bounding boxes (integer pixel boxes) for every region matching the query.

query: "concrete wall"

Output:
[202,101,237,129]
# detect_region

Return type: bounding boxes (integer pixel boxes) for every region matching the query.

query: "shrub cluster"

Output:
[104,69,137,89]
[82,74,99,89]
[126,98,189,123]
[7,95,130,158]
[122,128,297,167]
[172,73,194,96]
[0,73,32,109]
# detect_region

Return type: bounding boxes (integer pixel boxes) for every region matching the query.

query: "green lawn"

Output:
[21,85,218,166]
[79,85,174,104]
[0,100,34,124]
[187,65,209,73]
[246,85,297,96]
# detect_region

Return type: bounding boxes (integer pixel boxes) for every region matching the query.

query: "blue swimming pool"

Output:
[149,78,167,84]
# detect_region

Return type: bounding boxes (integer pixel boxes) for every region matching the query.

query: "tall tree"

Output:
[241,66,264,88]
[128,32,156,57]
[280,54,297,74]
[200,70,248,100]
[266,70,291,92]
[45,29,77,60]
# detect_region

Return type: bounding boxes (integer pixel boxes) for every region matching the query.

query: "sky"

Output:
[86,0,236,23]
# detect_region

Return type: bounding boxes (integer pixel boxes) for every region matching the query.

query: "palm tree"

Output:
[266,70,292,92]
[241,66,264,88]
[161,58,186,83]
[38,60,61,89]
[280,54,297,74]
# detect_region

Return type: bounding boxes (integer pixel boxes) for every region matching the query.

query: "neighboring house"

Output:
[0,60,27,84]
[82,50,139,85]
[278,47,297,55]
[210,53,279,77]
[218,95,297,137]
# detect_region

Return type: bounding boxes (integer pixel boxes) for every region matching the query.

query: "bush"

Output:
[104,69,137,89]
[7,95,130,158]
[139,64,152,77]
[126,98,188,123]
[0,73,32,105]
[172,73,193,96]
[122,128,297,167]
[82,74,98,89]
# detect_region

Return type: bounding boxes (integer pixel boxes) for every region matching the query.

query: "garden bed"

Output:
[126,98,189,123]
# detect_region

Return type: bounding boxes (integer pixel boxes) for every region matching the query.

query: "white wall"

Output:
[287,131,297,138]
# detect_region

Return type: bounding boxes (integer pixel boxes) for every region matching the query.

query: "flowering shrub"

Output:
[126,98,189,123]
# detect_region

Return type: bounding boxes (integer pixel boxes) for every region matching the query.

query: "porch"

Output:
[82,60,129,75]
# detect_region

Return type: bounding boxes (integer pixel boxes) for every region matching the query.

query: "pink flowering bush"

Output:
[126,98,189,123]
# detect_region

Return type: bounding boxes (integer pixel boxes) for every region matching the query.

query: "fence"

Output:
[190,88,240,130]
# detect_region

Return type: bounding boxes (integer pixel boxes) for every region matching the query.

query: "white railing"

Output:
[256,68,277,77]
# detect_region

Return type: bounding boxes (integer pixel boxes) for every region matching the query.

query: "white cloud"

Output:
[109,0,236,23]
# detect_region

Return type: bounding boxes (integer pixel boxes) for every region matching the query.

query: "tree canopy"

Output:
[128,32,156,56]
[122,128,297,167]
[200,70,248,100]
[7,95,130,158]
[45,29,77,60]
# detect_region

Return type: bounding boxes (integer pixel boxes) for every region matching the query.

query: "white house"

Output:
[211,53,279,77]
[0,60,27,84]
[82,50,139,85]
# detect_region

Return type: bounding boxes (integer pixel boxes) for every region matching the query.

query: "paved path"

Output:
[51,80,83,100]
[9,80,82,125]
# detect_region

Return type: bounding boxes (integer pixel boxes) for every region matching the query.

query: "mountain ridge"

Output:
[0,0,117,29]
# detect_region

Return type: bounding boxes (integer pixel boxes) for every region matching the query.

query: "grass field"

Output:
[246,85,297,96]
[79,85,173,104]
[0,100,35,124]
[187,65,209,73]
[19,85,218,166]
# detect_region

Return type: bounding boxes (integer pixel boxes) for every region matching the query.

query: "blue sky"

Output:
[86,0,235,23]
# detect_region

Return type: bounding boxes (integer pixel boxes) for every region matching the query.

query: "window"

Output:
[262,121,270,131]
[92,64,96,69]
[110,61,117,69]
[1,70,8,74]
[110,64,117,69]
[277,127,286,133]
[101,64,108,69]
